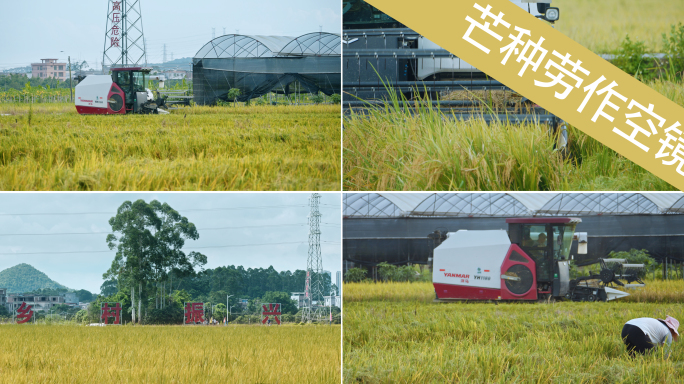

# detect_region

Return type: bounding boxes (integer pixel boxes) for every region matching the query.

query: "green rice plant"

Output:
[0,324,340,383]
[343,77,682,191]
[0,103,340,190]
[344,280,684,383]
[344,92,571,191]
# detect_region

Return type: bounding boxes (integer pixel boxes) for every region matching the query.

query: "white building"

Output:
[7,294,65,312]
[291,292,307,309]
[324,295,341,308]
[336,271,341,294]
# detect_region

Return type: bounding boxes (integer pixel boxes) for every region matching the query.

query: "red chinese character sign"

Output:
[184,302,205,324]
[102,0,147,68]
[100,303,122,324]
[262,303,281,325]
[16,303,33,324]
[110,2,121,46]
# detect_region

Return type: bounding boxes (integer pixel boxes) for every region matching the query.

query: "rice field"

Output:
[344,281,684,383]
[0,103,340,191]
[0,324,341,383]
[554,0,684,53]
[342,80,683,191]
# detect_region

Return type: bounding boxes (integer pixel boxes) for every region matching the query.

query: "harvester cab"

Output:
[432,217,632,303]
[506,218,578,299]
[75,67,167,115]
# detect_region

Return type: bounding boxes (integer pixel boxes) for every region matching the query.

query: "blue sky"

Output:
[0,0,341,70]
[0,192,341,293]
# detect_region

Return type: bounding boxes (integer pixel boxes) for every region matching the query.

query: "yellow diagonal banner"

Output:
[365,0,684,191]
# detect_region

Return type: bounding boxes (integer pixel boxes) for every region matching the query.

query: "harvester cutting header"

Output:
[433,217,637,303]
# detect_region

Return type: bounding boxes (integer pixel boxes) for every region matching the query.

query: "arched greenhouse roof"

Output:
[343,193,684,218]
[279,32,341,56]
[194,35,293,59]
[194,32,340,59]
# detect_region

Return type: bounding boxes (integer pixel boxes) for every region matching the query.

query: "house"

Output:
[323,295,341,307]
[7,293,65,312]
[290,292,307,309]
[0,288,7,312]
[31,59,68,80]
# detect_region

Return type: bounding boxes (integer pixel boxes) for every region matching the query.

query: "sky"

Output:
[0,193,342,293]
[0,0,341,70]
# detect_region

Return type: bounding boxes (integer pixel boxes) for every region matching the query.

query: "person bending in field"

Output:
[622,316,679,357]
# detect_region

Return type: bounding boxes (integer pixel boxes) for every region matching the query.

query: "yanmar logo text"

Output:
[444,273,469,278]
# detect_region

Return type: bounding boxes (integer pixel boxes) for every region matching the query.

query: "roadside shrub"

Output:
[311,93,325,104]
[377,262,417,282]
[613,35,658,81]
[144,306,183,325]
[344,267,367,283]
[662,22,684,78]
[74,309,89,324]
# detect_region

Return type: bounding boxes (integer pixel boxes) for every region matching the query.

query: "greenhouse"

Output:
[343,193,684,270]
[192,32,341,105]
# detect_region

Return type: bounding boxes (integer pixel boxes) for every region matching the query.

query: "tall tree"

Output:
[104,200,207,324]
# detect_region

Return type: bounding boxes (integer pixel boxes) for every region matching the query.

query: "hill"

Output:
[0,263,68,293]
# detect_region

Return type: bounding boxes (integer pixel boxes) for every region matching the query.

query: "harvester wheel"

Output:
[587,294,596,302]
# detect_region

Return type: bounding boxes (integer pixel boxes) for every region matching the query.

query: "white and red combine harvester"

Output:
[75,67,167,115]
[433,218,631,302]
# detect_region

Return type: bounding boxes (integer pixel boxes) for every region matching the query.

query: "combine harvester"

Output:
[433,218,642,303]
[74,67,170,115]
[343,0,568,141]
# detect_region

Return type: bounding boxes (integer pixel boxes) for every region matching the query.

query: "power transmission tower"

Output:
[302,194,324,323]
[163,44,167,63]
[102,0,148,69]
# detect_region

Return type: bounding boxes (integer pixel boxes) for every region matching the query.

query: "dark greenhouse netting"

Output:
[343,193,684,272]
[193,32,341,104]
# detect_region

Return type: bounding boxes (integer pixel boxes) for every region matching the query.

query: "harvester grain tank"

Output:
[432,218,632,302]
[75,67,167,114]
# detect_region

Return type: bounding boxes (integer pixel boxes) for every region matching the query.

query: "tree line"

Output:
[82,199,337,325]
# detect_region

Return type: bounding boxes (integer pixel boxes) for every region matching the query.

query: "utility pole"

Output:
[226,295,233,325]
[68,56,72,102]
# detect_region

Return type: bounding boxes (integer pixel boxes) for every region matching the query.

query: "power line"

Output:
[0,240,341,256]
[0,223,341,236]
[0,203,339,217]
